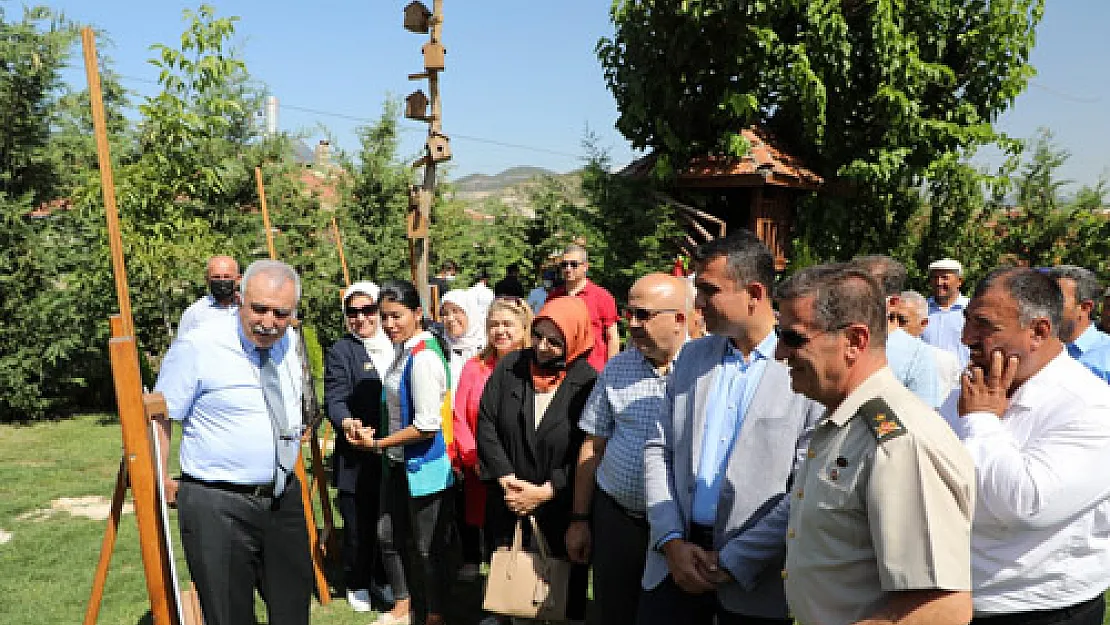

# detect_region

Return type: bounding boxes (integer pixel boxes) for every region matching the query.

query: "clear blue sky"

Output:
[42,1,1109,185]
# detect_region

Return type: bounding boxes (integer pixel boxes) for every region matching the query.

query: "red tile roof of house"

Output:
[621,127,823,190]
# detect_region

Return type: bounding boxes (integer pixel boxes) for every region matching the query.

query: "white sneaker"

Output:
[457,562,481,581]
[346,588,372,612]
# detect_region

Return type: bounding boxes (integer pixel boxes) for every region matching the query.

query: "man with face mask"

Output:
[177,255,241,338]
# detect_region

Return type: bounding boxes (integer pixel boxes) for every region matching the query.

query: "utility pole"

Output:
[403,0,450,309]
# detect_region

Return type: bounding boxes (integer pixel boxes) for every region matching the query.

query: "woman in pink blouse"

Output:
[452,296,533,579]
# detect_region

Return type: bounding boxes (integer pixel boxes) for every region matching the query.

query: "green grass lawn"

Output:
[3,416,1108,625]
[0,415,483,625]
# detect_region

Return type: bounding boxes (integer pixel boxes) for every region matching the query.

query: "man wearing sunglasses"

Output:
[154,260,312,625]
[775,264,974,625]
[639,231,823,625]
[549,244,619,372]
[566,273,689,625]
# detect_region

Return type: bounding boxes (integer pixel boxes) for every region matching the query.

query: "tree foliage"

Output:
[599,0,1045,258]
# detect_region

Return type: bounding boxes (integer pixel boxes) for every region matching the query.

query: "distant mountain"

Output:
[452,166,558,193]
[450,166,582,218]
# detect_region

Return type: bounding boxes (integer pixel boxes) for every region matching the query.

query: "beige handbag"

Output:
[482,515,571,620]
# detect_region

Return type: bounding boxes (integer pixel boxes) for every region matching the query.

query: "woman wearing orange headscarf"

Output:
[476,296,598,623]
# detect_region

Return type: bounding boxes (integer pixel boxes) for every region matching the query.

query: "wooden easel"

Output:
[80,28,191,625]
[255,167,338,591]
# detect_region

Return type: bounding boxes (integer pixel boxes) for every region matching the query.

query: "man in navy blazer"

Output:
[639,230,823,625]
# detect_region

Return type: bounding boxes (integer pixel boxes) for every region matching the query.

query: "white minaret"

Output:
[264,95,279,136]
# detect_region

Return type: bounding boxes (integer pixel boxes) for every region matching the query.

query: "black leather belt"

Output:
[180,474,283,498]
[972,595,1104,625]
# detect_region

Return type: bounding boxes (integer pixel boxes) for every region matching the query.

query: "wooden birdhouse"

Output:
[422,41,446,72]
[403,1,432,33]
[426,133,452,163]
[405,90,429,121]
[407,186,431,238]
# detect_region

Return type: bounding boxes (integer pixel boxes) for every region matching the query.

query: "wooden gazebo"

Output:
[621,127,823,271]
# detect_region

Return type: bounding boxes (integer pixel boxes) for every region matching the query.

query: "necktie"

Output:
[258,347,298,497]
[1068,342,1082,359]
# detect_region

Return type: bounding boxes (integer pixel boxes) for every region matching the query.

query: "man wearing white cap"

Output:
[923,258,971,368]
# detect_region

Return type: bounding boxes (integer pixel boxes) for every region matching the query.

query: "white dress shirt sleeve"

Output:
[963,406,1110,528]
[410,348,447,432]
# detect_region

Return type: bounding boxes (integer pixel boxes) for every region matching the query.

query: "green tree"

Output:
[598,0,1044,259]
[994,130,1110,273]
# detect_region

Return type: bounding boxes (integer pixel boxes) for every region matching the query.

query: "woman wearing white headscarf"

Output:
[440,288,486,391]
[323,281,393,612]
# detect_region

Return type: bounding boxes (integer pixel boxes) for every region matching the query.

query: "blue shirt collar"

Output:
[1073,324,1108,354]
[724,331,777,367]
[927,294,969,313]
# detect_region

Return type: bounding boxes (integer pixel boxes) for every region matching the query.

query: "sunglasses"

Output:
[775,323,851,349]
[495,295,526,306]
[531,329,566,349]
[249,302,293,319]
[345,304,379,318]
[623,307,679,322]
[559,260,583,269]
[889,313,911,325]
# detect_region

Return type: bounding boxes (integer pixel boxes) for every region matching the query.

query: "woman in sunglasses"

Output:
[477,296,597,623]
[323,281,394,613]
[451,297,534,582]
[345,279,454,625]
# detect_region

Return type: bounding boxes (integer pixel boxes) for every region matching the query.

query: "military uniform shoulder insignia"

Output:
[858,398,907,443]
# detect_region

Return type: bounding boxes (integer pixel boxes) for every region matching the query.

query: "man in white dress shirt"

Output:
[942,267,1110,625]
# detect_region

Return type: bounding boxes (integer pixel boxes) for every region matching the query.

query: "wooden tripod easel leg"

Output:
[83,457,129,625]
[296,455,331,604]
[308,429,338,560]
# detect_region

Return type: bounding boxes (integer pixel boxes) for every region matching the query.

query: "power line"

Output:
[74,68,585,159]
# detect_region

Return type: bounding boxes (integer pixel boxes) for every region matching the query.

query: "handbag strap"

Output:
[528,515,552,560]
[511,518,525,552]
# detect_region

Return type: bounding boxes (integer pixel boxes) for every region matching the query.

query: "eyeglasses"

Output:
[531,329,566,349]
[623,307,679,322]
[889,313,911,326]
[249,302,293,319]
[775,323,851,349]
[345,304,379,318]
[559,260,582,269]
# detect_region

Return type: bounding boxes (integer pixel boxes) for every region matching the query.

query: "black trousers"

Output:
[588,488,649,625]
[378,466,455,616]
[971,595,1105,625]
[454,481,483,564]
[636,575,792,625]
[336,458,385,593]
[177,476,312,625]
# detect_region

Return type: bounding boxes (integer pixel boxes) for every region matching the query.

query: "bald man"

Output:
[178,255,241,338]
[567,273,689,625]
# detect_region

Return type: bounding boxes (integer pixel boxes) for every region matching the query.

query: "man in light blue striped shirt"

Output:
[567,273,689,625]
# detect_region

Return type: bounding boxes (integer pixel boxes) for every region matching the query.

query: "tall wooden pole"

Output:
[331,215,351,287]
[407,0,446,310]
[82,28,134,338]
[256,167,277,259]
[253,170,333,604]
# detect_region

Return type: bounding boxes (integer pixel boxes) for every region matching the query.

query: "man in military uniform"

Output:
[773,264,975,625]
